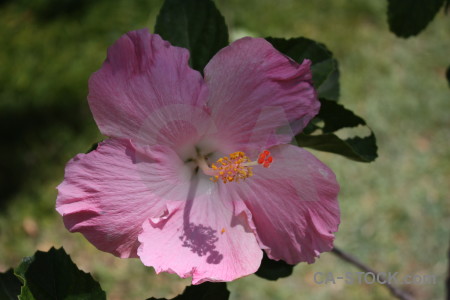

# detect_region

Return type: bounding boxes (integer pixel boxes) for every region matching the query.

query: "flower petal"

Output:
[138,179,262,284]
[204,37,319,153]
[229,144,340,264]
[88,29,208,145]
[56,138,192,258]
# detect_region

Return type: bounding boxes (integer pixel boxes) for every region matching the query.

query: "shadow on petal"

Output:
[180,175,224,265]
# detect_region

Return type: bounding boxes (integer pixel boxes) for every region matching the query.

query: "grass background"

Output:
[0,0,449,299]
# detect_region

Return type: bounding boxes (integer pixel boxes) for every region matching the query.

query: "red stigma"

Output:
[258,150,273,168]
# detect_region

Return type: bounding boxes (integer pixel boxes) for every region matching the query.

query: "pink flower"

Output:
[56,29,340,284]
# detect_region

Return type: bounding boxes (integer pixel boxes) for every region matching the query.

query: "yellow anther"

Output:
[198,150,273,184]
[209,151,255,183]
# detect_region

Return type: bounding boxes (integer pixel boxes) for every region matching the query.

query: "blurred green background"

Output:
[0,0,449,299]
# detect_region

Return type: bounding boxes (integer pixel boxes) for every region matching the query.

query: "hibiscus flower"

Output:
[56,29,340,284]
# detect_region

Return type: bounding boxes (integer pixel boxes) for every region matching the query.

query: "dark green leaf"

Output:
[15,256,35,300]
[266,37,340,100]
[255,253,294,281]
[446,65,450,88]
[147,282,230,300]
[297,132,378,162]
[16,247,106,300]
[15,256,34,284]
[296,99,378,162]
[0,269,22,300]
[387,0,444,38]
[316,67,340,101]
[86,141,101,153]
[154,0,229,72]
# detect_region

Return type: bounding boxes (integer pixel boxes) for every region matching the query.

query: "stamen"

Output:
[207,150,274,183]
[210,151,253,183]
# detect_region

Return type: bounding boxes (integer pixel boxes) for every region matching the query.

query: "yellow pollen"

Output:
[210,151,254,183]
[202,150,273,184]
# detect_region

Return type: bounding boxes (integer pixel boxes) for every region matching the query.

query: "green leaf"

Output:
[266,37,340,100]
[86,141,101,153]
[255,253,294,281]
[15,256,35,300]
[296,99,378,162]
[316,67,340,101]
[15,256,34,285]
[15,247,106,300]
[0,269,22,300]
[147,282,230,300]
[154,0,229,72]
[387,0,444,38]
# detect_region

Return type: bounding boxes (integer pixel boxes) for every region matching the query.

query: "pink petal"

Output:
[229,144,340,264]
[204,37,319,153]
[88,29,208,145]
[56,139,192,258]
[137,180,262,284]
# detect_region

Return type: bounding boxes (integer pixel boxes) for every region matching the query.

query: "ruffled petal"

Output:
[56,139,192,258]
[204,37,319,153]
[228,144,340,264]
[137,179,262,284]
[88,29,208,145]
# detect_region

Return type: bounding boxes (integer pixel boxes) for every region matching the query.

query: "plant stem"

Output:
[331,247,414,300]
